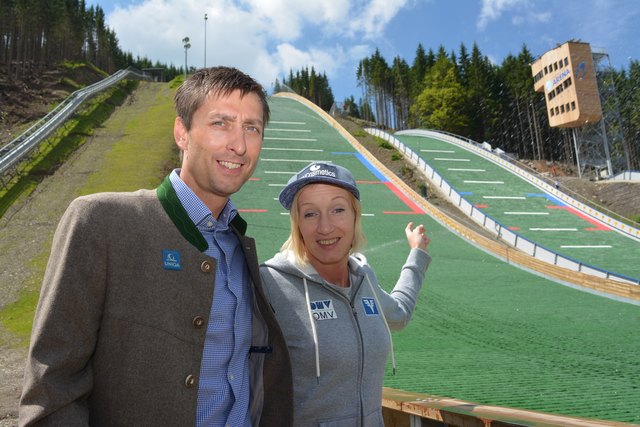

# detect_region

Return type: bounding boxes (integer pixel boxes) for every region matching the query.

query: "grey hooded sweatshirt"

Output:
[259,248,431,427]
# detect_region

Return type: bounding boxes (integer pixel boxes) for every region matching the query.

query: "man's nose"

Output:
[226,126,247,155]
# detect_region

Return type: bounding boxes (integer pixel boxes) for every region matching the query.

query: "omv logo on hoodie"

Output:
[310,300,337,320]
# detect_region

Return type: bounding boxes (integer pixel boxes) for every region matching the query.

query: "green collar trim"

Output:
[232,209,248,236]
[156,175,248,252]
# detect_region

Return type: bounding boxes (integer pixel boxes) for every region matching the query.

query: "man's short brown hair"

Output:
[174,66,270,131]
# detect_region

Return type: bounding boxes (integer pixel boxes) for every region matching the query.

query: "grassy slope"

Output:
[0,80,180,346]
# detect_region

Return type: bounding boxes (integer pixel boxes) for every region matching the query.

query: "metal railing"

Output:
[0,67,149,181]
[401,128,640,229]
[366,127,640,286]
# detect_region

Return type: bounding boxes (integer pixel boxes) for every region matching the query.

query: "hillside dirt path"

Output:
[0,82,167,425]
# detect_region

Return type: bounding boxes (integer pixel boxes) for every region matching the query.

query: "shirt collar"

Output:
[169,169,237,229]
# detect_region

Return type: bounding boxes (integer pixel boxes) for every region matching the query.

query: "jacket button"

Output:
[192,316,205,329]
[185,374,196,388]
[200,260,213,273]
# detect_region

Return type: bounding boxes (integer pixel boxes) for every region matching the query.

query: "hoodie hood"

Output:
[262,249,369,283]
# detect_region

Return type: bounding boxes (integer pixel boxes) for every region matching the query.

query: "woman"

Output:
[260,162,431,426]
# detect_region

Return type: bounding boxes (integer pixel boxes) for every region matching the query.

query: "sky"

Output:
[88,0,640,102]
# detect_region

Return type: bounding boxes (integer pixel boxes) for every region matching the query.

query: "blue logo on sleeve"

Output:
[162,249,181,271]
[362,298,379,316]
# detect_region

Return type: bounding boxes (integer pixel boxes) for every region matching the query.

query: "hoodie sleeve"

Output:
[369,248,431,331]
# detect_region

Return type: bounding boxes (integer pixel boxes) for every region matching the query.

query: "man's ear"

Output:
[174,116,188,151]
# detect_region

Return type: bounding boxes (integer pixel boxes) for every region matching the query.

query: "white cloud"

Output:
[348,0,411,39]
[477,0,528,30]
[271,43,346,80]
[531,11,551,23]
[109,0,264,65]
[347,44,372,62]
[477,0,551,31]
[106,0,406,93]
[241,0,351,40]
[511,10,550,26]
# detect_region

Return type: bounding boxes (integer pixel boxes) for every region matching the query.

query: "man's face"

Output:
[174,89,264,216]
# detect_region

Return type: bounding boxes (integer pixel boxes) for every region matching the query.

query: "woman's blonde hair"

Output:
[280,186,367,265]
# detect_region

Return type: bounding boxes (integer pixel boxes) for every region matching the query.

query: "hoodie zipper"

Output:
[349,298,366,427]
[317,280,366,427]
[267,255,380,427]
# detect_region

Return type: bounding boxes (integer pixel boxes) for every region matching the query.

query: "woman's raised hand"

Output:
[405,222,430,251]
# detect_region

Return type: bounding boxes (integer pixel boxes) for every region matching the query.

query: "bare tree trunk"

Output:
[514,96,527,157]
[524,100,536,159]
[531,102,543,160]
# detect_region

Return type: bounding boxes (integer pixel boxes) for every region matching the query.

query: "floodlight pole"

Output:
[204,13,208,68]
[182,36,191,79]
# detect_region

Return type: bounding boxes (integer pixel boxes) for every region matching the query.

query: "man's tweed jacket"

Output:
[19,176,293,426]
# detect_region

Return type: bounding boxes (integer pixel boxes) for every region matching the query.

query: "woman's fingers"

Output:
[406,222,429,250]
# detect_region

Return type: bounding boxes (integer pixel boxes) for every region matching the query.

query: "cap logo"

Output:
[300,164,336,180]
[280,162,358,209]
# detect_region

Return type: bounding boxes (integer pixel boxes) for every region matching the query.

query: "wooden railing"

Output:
[382,388,635,427]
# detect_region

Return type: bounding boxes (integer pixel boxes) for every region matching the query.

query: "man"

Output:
[19,67,293,426]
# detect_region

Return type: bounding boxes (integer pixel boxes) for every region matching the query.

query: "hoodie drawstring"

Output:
[303,273,396,381]
[364,273,396,375]
[303,277,321,383]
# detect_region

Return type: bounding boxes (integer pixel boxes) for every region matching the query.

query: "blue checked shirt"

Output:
[170,170,253,427]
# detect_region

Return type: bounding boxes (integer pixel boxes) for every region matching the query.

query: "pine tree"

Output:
[410,57,469,134]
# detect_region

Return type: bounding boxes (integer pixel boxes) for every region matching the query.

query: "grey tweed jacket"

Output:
[19,176,293,426]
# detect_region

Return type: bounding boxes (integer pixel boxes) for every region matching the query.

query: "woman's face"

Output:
[296,183,356,273]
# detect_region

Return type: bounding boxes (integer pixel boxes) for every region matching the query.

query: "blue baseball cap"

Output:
[278,162,360,210]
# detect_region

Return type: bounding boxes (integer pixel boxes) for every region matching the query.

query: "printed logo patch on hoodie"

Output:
[310,300,337,321]
[362,298,380,316]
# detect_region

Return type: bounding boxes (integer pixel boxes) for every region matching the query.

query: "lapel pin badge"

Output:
[162,249,182,271]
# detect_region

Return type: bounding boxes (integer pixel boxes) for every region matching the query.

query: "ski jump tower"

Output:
[531,41,629,179]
